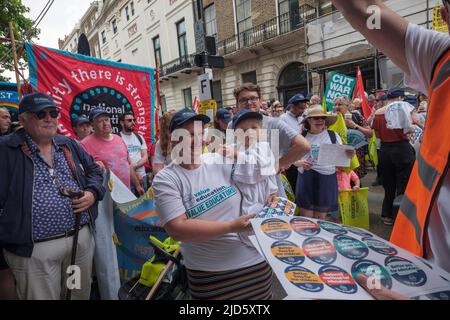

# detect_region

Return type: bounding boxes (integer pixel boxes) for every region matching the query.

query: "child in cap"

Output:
[220,109,278,246]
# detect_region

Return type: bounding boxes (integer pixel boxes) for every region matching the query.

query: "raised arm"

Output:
[331,0,410,73]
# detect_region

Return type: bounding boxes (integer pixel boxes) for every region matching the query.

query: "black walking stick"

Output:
[62,189,85,301]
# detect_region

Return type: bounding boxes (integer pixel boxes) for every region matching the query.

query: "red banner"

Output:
[25,43,156,144]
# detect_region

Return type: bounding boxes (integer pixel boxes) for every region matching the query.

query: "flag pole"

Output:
[8,22,22,100]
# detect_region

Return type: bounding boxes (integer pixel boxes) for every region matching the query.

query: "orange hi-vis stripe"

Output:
[390,49,450,257]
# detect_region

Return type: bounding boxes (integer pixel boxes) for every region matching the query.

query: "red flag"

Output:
[353,67,372,120]
[193,96,200,114]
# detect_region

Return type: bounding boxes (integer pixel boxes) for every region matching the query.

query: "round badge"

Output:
[345,227,373,238]
[285,266,324,292]
[303,237,337,265]
[385,256,427,287]
[351,260,393,289]
[317,221,348,235]
[319,265,358,294]
[271,241,305,265]
[260,218,292,240]
[290,218,321,236]
[334,235,369,260]
[69,86,133,135]
[362,237,398,256]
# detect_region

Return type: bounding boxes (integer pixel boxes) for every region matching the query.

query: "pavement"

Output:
[272,167,393,300]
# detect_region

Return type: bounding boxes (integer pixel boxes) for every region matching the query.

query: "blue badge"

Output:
[385,256,427,287]
[334,235,369,260]
[351,260,393,290]
[319,265,358,294]
[261,218,292,240]
[303,237,337,265]
[271,241,305,265]
[363,237,398,256]
[317,220,348,235]
[290,217,321,237]
[285,266,324,292]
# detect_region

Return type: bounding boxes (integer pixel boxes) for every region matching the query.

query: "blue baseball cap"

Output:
[387,87,405,99]
[170,108,210,132]
[231,109,263,129]
[216,108,232,124]
[72,115,90,127]
[89,107,109,122]
[404,95,418,108]
[18,93,58,114]
[288,94,309,106]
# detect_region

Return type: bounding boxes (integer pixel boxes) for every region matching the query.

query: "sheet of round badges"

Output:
[250,217,450,300]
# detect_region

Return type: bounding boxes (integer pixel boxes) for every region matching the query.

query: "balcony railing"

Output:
[217,6,318,56]
[160,54,197,78]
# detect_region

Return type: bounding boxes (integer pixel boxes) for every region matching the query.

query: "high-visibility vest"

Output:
[390,49,450,257]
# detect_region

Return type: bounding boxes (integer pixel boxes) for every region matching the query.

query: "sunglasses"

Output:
[311,117,327,120]
[124,119,135,123]
[49,168,85,199]
[34,109,60,120]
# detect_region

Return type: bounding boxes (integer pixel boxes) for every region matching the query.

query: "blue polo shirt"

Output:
[25,134,89,241]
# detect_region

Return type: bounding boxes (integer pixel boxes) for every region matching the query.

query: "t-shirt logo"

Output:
[186,186,238,219]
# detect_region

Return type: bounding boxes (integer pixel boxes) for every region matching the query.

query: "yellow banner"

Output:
[432,6,449,33]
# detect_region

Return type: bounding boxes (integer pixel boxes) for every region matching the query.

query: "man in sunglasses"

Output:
[119,112,149,195]
[330,0,450,298]
[0,92,105,300]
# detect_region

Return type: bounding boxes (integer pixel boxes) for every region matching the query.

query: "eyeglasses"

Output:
[311,117,327,121]
[238,96,260,104]
[34,109,60,120]
[124,119,135,123]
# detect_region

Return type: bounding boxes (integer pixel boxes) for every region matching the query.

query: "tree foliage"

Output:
[0,0,40,82]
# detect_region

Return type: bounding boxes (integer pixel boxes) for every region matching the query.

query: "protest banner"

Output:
[251,216,450,300]
[0,82,19,121]
[25,43,157,144]
[324,72,356,111]
[94,171,167,299]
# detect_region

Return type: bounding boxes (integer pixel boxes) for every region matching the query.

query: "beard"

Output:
[124,125,134,133]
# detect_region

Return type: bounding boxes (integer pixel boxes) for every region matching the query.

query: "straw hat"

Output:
[301,105,337,126]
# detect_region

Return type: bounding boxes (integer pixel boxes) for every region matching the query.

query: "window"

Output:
[153,35,162,68]
[101,30,107,44]
[112,19,118,34]
[236,0,251,34]
[183,88,193,109]
[130,1,135,16]
[125,7,130,21]
[242,71,257,84]
[176,19,188,60]
[160,95,167,114]
[212,80,223,108]
[204,4,217,37]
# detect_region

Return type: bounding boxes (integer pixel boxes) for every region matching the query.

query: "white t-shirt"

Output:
[233,142,278,215]
[299,130,343,176]
[152,153,264,272]
[405,23,450,273]
[119,132,148,178]
[152,141,172,166]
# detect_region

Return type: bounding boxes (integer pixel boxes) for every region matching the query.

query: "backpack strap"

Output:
[133,132,143,146]
[327,130,337,144]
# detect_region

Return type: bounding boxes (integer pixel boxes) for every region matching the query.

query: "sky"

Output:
[4,0,92,80]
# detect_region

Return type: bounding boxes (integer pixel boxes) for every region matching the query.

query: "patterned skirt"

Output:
[186,261,273,300]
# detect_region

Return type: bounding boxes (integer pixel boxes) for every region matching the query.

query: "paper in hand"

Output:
[317,144,354,167]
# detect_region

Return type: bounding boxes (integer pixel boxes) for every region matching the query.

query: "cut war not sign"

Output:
[25,43,157,144]
[324,72,356,111]
[251,216,450,300]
